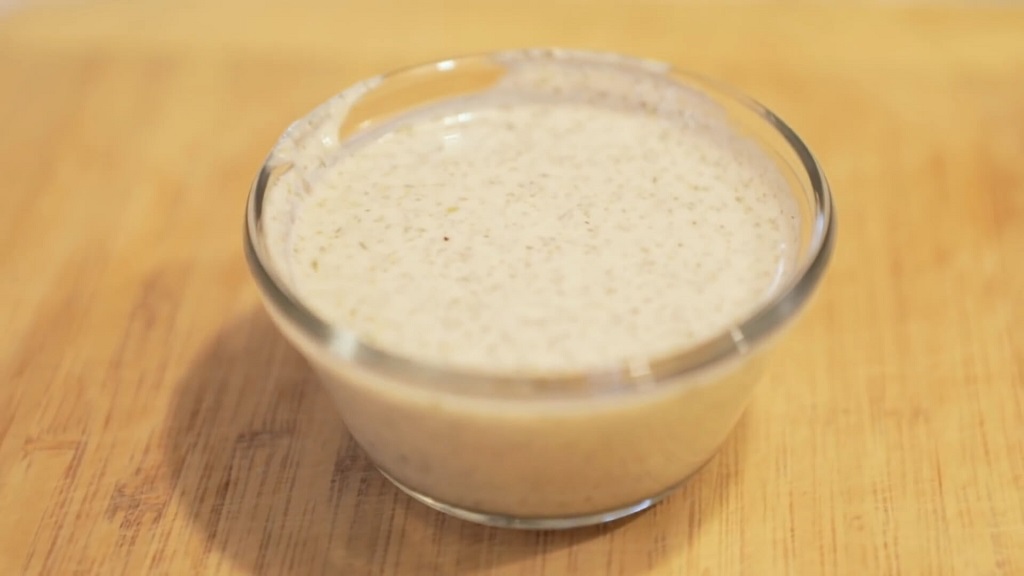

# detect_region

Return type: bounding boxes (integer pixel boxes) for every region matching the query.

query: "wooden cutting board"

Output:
[0,1,1021,574]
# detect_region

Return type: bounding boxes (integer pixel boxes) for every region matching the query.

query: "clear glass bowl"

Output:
[244,49,835,529]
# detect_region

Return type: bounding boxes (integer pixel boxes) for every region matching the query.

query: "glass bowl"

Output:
[244,48,835,530]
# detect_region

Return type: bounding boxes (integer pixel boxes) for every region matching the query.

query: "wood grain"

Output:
[1,1,1022,574]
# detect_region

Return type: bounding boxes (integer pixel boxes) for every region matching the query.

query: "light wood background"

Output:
[1,1,1022,574]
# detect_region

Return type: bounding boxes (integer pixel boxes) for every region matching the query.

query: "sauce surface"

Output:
[268,64,799,374]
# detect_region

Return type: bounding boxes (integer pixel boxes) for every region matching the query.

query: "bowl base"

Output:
[376,467,693,530]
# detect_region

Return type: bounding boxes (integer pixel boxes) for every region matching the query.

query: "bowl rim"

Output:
[243,47,836,393]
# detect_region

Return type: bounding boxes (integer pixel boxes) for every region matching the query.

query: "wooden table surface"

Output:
[1,1,1022,574]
